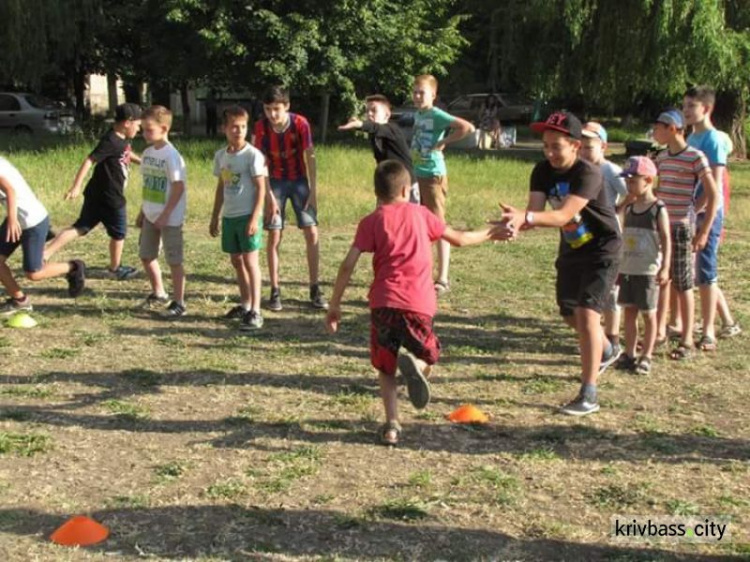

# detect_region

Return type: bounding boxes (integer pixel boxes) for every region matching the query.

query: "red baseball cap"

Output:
[530,111,583,139]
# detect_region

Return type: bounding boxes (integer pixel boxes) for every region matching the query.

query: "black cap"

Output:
[530,111,583,140]
[115,103,143,122]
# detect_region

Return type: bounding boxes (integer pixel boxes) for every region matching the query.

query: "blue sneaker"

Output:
[560,393,600,416]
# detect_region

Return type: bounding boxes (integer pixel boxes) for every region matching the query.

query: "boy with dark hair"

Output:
[411,74,475,294]
[499,111,622,416]
[651,109,719,359]
[1,156,85,314]
[210,105,267,330]
[253,86,327,311]
[683,86,740,347]
[325,160,496,445]
[45,103,142,279]
[338,94,419,203]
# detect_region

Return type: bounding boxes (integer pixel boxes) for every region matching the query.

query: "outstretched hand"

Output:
[325,308,341,334]
[338,118,363,131]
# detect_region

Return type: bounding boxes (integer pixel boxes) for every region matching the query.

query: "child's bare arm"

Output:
[0,176,21,243]
[247,175,267,236]
[209,178,224,237]
[65,157,94,200]
[441,226,492,247]
[325,246,362,334]
[434,117,475,151]
[693,169,719,251]
[303,147,317,211]
[154,181,185,228]
[657,206,671,285]
[130,153,142,165]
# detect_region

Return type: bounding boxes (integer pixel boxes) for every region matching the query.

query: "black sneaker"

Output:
[163,301,186,318]
[615,354,636,372]
[0,296,32,316]
[268,288,282,311]
[224,305,247,319]
[560,393,600,416]
[310,284,328,310]
[66,260,86,297]
[240,310,264,331]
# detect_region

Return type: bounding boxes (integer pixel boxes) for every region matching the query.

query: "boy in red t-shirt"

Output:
[325,160,496,446]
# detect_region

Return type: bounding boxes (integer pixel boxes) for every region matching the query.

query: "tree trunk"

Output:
[106,74,118,117]
[714,89,747,160]
[181,83,192,137]
[319,92,330,143]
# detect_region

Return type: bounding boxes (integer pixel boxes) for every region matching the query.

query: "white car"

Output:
[0,92,76,135]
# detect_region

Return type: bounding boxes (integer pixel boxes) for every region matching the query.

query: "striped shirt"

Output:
[655,146,709,224]
[253,113,312,181]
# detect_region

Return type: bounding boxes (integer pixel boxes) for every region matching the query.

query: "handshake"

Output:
[488,202,529,242]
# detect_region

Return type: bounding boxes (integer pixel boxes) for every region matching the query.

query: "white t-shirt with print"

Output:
[213,144,268,218]
[0,156,48,229]
[141,142,187,226]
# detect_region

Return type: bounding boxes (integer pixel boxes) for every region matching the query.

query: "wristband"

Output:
[525,211,535,226]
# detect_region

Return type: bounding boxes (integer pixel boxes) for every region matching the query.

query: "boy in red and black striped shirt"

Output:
[253,86,327,311]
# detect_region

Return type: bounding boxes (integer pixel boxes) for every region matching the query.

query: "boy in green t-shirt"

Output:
[411,74,474,294]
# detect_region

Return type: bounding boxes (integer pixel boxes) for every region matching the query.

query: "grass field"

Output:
[0,136,749,561]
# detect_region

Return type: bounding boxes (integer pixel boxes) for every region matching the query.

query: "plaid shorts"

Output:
[670,222,694,292]
[370,307,440,376]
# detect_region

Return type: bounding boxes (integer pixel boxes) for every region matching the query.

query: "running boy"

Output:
[411,74,475,294]
[1,156,85,313]
[338,94,420,203]
[209,106,267,330]
[580,121,628,357]
[45,103,141,279]
[499,111,622,416]
[253,85,326,311]
[325,160,496,445]
[651,109,718,359]
[615,157,671,375]
[683,86,739,348]
[137,106,188,317]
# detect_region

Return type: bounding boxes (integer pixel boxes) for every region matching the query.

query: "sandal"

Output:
[670,343,693,361]
[635,356,652,375]
[696,335,717,352]
[718,323,741,339]
[379,420,402,446]
[434,280,450,295]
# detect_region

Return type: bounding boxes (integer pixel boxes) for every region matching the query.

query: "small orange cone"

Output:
[50,515,109,547]
[446,404,490,424]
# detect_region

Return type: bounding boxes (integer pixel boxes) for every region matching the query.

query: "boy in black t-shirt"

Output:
[338,95,420,203]
[44,103,142,280]
[497,111,622,416]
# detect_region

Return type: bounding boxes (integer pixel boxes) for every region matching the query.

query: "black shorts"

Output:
[556,257,619,317]
[617,274,658,312]
[72,197,127,240]
[370,308,440,376]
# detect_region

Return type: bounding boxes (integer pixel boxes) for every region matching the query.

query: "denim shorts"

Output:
[265,178,317,230]
[695,210,723,285]
[0,216,49,273]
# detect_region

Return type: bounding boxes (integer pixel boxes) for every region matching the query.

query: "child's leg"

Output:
[575,306,604,386]
[302,226,320,286]
[0,255,22,298]
[26,262,72,281]
[241,250,261,312]
[668,285,681,332]
[677,289,695,347]
[109,238,125,271]
[162,225,185,304]
[231,253,252,309]
[641,310,658,358]
[623,306,639,359]
[142,258,164,296]
[168,264,185,304]
[43,226,81,261]
[139,219,165,296]
[656,281,670,340]
[699,283,719,340]
[267,229,282,289]
[716,288,735,327]
[378,371,399,425]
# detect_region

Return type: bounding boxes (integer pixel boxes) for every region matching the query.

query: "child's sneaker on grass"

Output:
[0,296,32,316]
[110,265,138,280]
[268,288,282,311]
[718,323,741,339]
[310,284,328,310]
[163,301,186,318]
[66,260,86,298]
[598,344,620,374]
[615,354,636,372]
[142,293,170,309]
[560,393,600,416]
[397,351,430,409]
[224,305,247,319]
[240,310,264,331]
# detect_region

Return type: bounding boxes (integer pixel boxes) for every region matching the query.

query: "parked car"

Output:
[0,92,76,135]
[447,93,534,125]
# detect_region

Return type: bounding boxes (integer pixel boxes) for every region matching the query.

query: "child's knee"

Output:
[25,269,44,281]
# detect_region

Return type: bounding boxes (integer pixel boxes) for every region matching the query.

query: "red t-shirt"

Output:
[353,202,445,317]
[252,113,312,181]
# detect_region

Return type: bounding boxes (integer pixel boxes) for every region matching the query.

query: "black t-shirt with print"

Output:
[360,121,415,183]
[83,130,132,209]
[530,158,621,262]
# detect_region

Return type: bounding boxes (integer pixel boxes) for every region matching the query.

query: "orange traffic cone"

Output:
[50,515,109,547]
[446,404,490,424]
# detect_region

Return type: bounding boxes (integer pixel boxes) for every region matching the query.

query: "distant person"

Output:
[209,106,267,330]
[479,95,501,150]
[338,94,419,203]
[205,90,219,138]
[137,106,188,317]
[411,74,475,295]
[325,160,497,445]
[253,85,327,311]
[1,156,85,314]
[615,157,671,375]
[44,103,142,279]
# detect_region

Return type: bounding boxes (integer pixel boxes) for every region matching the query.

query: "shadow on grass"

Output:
[0,505,742,561]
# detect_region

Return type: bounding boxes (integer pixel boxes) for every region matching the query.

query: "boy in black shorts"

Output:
[45,103,142,279]
[498,111,622,416]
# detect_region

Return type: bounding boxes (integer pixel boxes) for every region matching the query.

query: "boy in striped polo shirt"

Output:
[652,109,719,360]
[253,85,327,311]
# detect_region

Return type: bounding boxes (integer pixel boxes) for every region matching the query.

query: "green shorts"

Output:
[222,215,262,254]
